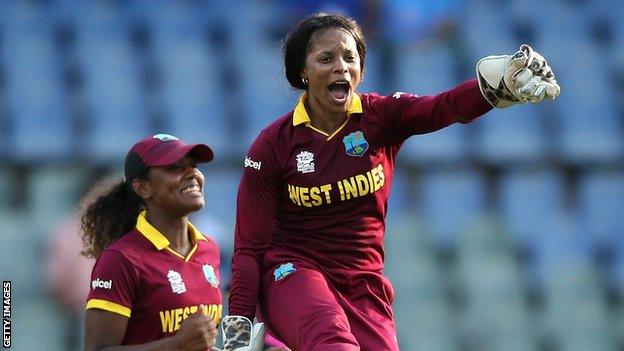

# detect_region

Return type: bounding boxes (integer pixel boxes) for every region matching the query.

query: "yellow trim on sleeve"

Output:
[86,299,131,317]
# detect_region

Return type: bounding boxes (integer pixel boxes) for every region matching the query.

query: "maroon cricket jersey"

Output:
[229,79,492,318]
[86,211,223,345]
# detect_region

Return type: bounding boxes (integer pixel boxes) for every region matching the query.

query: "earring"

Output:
[302,77,309,86]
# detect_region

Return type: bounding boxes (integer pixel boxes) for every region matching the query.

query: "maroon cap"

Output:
[124,134,214,182]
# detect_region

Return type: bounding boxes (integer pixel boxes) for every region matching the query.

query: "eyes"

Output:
[318,53,358,64]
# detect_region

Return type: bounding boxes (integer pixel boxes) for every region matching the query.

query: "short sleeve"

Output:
[85,249,140,317]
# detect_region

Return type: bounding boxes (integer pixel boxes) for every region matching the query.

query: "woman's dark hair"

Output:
[283,13,367,90]
[78,177,144,258]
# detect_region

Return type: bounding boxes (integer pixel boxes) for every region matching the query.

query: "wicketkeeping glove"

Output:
[220,315,266,351]
[476,44,560,108]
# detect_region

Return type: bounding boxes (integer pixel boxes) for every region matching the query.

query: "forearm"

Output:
[448,78,493,123]
[228,249,264,320]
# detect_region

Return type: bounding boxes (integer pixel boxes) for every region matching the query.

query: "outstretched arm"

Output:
[225,132,280,351]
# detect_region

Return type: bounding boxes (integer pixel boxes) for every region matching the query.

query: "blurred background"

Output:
[0,0,623,350]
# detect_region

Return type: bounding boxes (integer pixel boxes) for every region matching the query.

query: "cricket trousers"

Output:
[260,263,400,351]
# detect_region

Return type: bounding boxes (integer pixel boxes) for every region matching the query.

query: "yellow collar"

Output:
[135,211,206,251]
[293,92,362,126]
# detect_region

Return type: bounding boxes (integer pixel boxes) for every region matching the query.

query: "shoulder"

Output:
[197,235,221,256]
[246,112,294,161]
[256,112,294,143]
[98,230,146,266]
[194,228,220,250]
[359,91,418,108]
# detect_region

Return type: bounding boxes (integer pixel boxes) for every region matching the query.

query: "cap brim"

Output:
[150,143,214,166]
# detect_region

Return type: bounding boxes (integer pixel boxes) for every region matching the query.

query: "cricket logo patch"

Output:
[274,263,296,281]
[296,151,315,174]
[167,270,187,294]
[343,131,369,157]
[202,264,220,288]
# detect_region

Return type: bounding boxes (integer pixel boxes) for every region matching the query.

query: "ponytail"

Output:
[78,177,144,258]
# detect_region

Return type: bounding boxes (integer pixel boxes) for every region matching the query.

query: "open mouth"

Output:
[328,81,350,104]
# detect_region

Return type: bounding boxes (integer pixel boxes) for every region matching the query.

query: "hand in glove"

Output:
[476,44,560,108]
[220,315,266,351]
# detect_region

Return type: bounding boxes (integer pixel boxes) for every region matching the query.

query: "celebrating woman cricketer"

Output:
[81,134,222,351]
[223,13,560,351]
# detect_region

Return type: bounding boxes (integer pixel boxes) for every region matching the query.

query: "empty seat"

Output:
[418,167,486,249]
[499,168,566,252]
[27,165,91,231]
[154,37,229,157]
[473,104,548,164]
[201,167,243,231]
[542,259,614,351]
[224,2,298,150]
[394,44,458,96]
[3,24,73,162]
[402,123,468,165]
[539,39,622,164]
[76,37,151,163]
[531,213,592,289]
[578,170,624,250]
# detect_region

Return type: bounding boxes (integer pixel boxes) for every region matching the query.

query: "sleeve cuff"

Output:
[86,298,131,317]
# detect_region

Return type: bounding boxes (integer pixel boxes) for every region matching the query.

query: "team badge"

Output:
[343,131,369,157]
[167,270,187,294]
[202,264,220,288]
[392,92,405,99]
[274,263,296,281]
[296,151,315,173]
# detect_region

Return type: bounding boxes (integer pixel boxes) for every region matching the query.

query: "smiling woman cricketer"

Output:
[225,12,560,351]
[80,134,222,351]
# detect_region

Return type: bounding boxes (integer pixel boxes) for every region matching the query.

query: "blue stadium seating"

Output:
[402,119,468,165]
[499,168,566,252]
[394,44,458,96]
[155,38,230,157]
[2,22,74,161]
[472,104,548,164]
[578,170,624,250]
[418,167,486,249]
[76,35,151,163]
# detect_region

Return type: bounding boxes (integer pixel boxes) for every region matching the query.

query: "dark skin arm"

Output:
[84,305,217,351]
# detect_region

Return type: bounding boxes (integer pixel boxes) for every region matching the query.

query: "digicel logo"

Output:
[244,156,261,170]
[91,278,113,290]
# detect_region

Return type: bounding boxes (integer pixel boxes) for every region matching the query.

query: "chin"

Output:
[187,201,205,213]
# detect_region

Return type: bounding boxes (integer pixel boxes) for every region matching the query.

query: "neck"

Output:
[145,210,192,255]
[305,98,347,135]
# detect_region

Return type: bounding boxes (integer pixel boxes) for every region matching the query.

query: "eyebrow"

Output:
[316,48,355,56]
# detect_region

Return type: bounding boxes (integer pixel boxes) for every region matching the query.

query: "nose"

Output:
[184,165,201,178]
[333,58,348,74]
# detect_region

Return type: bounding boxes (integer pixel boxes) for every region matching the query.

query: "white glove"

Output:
[476,44,560,108]
[220,315,266,351]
